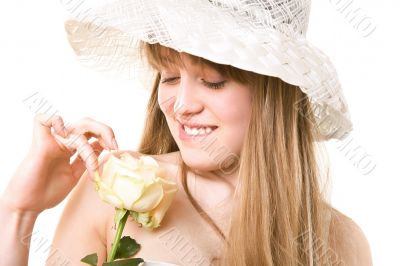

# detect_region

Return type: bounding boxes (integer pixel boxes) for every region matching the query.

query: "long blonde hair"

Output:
[137,41,336,265]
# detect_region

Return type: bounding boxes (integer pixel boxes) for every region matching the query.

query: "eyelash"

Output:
[160,77,226,90]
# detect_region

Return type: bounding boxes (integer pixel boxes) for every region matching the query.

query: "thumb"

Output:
[33,113,68,138]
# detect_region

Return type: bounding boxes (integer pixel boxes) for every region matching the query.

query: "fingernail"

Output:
[112,137,119,150]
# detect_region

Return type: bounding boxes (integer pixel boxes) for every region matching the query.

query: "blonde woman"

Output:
[0,0,373,265]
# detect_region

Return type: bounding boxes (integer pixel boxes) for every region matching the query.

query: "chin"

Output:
[179,149,220,172]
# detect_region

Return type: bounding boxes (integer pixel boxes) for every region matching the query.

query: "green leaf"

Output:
[81,253,98,266]
[114,236,141,259]
[102,258,144,266]
[114,208,128,224]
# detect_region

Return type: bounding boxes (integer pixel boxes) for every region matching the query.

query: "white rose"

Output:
[94,152,178,228]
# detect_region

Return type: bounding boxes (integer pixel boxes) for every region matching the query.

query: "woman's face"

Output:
[157,53,253,174]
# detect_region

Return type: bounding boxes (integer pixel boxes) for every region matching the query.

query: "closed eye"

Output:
[160,77,226,90]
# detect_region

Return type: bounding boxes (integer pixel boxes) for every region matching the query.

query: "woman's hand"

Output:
[1,113,119,215]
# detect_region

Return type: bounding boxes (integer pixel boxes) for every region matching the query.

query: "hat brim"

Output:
[64,0,352,140]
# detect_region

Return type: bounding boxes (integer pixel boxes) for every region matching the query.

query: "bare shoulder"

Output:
[329,208,373,266]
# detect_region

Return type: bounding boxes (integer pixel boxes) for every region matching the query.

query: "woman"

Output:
[0,0,373,265]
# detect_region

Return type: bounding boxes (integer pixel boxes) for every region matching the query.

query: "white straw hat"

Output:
[64,0,353,140]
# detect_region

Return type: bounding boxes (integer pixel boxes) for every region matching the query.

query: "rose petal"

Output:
[119,152,140,166]
[139,155,159,168]
[101,155,119,185]
[157,177,179,192]
[101,193,124,209]
[112,175,145,209]
[96,180,124,208]
[130,180,164,212]
[148,187,178,228]
[113,155,140,171]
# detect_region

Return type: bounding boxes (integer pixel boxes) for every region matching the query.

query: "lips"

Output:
[177,120,218,129]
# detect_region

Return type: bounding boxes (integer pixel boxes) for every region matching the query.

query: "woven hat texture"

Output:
[64,0,353,140]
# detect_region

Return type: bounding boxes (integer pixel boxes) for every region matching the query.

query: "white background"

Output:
[0,0,398,265]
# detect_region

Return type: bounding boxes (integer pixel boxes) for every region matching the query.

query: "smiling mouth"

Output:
[178,122,218,138]
[183,124,217,135]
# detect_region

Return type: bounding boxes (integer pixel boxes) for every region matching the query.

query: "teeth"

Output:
[184,125,215,136]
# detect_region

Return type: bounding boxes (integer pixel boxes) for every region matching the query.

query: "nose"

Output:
[173,76,203,118]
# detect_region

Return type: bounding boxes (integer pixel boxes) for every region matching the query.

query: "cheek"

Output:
[157,87,176,115]
[215,88,252,127]
[215,88,252,152]
[218,113,250,154]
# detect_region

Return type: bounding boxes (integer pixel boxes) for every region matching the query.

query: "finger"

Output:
[82,132,108,150]
[62,131,109,152]
[53,133,76,155]
[34,113,68,138]
[76,136,99,177]
[66,117,118,150]
[70,139,104,164]
[53,132,104,160]
[71,141,104,181]
[58,133,99,177]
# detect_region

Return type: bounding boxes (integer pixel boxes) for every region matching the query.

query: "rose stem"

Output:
[107,210,129,262]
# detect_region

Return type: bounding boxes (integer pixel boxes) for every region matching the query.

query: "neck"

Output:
[192,163,239,189]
